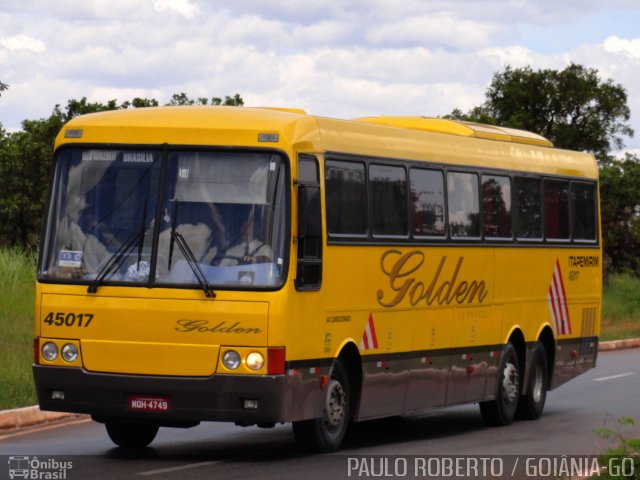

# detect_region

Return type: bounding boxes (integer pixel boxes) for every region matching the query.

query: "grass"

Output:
[601,274,640,341]
[595,417,640,479]
[0,246,37,409]
[0,244,639,409]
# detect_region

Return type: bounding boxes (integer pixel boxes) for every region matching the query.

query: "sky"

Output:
[1,0,640,153]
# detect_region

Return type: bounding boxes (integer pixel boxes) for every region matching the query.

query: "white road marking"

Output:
[137,461,222,476]
[137,454,251,477]
[592,372,636,382]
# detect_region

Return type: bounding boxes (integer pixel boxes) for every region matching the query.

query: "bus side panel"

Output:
[356,309,413,420]
[445,302,501,406]
[495,248,601,390]
[404,307,453,412]
[284,364,332,422]
[404,352,450,413]
[358,356,411,420]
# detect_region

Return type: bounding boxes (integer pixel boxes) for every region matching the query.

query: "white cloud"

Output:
[603,35,640,60]
[216,15,289,47]
[314,47,492,86]
[90,86,164,103]
[0,34,45,52]
[615,148,640,159]
[0,0,640,152]
[365,13,499,48]
[153,0,199,18]
[479,46,537,68]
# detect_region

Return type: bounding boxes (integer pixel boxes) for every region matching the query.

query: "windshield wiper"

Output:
[87,231,141,294]
[172,232,216,298]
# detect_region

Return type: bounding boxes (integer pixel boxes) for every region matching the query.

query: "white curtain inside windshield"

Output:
[156,151,286,288]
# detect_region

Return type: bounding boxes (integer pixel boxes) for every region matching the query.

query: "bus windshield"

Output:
[40,148,287,289]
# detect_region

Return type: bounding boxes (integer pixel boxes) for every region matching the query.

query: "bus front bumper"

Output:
[33,365,286,426]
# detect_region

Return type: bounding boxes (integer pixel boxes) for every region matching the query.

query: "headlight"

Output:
[222,350,241,370]
[61,343,79,363]
[42,342,58,362]
[246,352,264,371]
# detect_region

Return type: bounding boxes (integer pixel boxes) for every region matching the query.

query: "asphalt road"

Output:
[1,348,639,479]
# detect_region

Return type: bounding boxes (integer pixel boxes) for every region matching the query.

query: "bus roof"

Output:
[57,106,598,179]
[353,116,553,148]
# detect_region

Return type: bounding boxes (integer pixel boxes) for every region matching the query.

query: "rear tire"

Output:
[480,343,520,426]
[516,342,548,420]
[292,360,350,453]
[105,420,159,448]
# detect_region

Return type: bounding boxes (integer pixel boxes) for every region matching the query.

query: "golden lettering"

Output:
[377,250,423,307]
[377,250,488,308]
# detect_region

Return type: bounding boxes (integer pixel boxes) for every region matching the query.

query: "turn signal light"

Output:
[267,347,285,375]
[34,338,40,364]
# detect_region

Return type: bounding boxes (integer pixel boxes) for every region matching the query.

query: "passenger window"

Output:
[370,164,408,237]
[514,176,542,239]
[447,172,480,238]
[482,175,512,238]
[544,180,570,240]
[410,168,445,237]
[325,160,368,236]
[572,182,597,241]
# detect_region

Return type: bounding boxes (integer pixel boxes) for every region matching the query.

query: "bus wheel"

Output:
[516,342,548,420]
[292,360,350,453]
[105,420,159,448]
[480,343,520,426]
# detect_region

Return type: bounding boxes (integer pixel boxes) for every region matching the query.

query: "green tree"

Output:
[167,92,244,106]
[447,64,633,164]
[599,154,640,274]
[52,96,159,122]
[0,81,7,129]
[121,97,160,109]
[0,118,61,247]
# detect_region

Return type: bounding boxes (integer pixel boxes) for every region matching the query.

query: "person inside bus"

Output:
[218,205,273,266]
[156,200,226,275]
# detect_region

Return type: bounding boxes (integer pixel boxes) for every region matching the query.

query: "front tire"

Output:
[480,343,520,426]
[105,420,159,448]
[516,342,548,420]
[293,360,350,453]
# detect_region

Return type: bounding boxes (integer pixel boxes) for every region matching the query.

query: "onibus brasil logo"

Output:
[7,456,72,479]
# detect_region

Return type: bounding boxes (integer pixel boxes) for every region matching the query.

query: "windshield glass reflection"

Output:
[156,151,286,288]
[42,149,160,283]
[41,149,287,289]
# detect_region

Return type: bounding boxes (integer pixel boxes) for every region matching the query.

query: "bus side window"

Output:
[514,176,542,240]
[482,174,512,239]
[370,164,408,238]
[543,179,570,241]
[411,168,446,238]
[296,155,322,291]
[572,182,597,241]
[325,160,368,236]
[447,171,480,238]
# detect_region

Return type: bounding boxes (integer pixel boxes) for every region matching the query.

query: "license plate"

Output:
[128,395,171,412]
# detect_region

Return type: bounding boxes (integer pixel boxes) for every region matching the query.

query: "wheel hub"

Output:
[324,379,346,429]
[502,361,519,404]
[532,364,543,403]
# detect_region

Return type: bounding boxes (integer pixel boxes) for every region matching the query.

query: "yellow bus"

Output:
[34,107,601,452]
